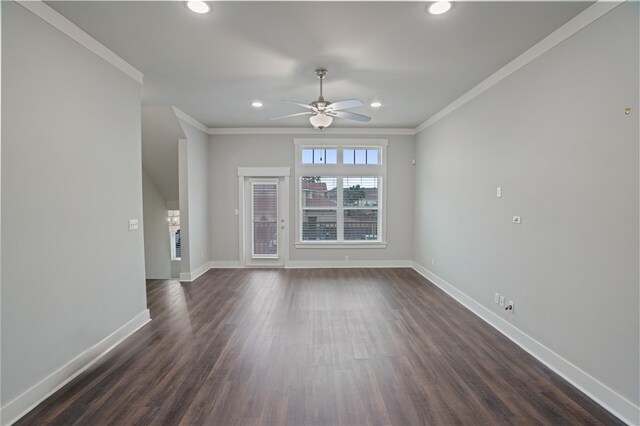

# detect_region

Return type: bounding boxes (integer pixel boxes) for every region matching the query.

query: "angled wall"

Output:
[141,106,183,206]
[141,106,184,280]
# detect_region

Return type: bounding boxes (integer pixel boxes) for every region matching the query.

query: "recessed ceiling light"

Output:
[429,1,451,15]
[251,101,263,108]
[186,1,211,14]
[370,101,382,108]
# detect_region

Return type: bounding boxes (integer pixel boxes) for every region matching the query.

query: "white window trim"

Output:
[294,139,388,248]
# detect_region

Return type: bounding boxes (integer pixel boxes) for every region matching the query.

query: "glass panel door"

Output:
[251,182,278,258]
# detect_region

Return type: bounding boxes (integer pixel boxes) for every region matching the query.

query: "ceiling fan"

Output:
[272,68,372,129]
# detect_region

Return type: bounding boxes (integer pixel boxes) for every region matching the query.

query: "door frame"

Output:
[238,167,290,268]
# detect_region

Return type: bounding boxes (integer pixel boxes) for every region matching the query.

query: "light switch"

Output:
[234,209,239,216]
[128,219,139,231]
[497,187,502,198]
[512,216,521,224]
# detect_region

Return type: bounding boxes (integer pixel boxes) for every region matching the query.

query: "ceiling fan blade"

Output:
[328,110,371,123]
[326,99,364,111]
[282,100,316,110]
[270,111,313,121]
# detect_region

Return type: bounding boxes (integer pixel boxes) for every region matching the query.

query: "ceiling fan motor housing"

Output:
[311,100,331,111]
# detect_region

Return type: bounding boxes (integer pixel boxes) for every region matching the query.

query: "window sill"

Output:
[295,242,387,249]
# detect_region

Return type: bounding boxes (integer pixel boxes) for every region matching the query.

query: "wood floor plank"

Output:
[16,268,622,425]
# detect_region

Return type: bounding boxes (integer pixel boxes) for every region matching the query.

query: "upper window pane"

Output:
[303,148,338,164]
[325,149,337,164]
[302,149,313,164]
[313,149,325,164]
[366,149,379,164]
[340,148,380,165]
[343,177,379,207]
[343,149,354,164]
[301,177,338,208]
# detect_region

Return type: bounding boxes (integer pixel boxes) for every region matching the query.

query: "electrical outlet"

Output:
[494,293,500,304]
[507,300,514,313]
[345,256,349,261]
[499,295,505,307]
[497,187,502,198]
[513,216,521,224]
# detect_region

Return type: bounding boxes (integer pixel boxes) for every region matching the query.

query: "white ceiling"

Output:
[49,1,591,128]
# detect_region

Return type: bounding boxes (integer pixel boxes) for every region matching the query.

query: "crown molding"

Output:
[171,107,416,136]
[172,106,416,136]
[208,127,416,136]
[172,106,210,134]
[17,0,143,84]
[414,0,625,134]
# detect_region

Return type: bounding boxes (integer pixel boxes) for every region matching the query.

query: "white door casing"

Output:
[238,167,290,267]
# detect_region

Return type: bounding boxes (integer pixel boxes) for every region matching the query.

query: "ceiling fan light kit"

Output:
[185,1,211,14]
[309,113,333,130]
[429,1,451,15]
[272,68,372,130]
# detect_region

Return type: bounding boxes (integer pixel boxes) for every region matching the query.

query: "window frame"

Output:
[294,139,388,248]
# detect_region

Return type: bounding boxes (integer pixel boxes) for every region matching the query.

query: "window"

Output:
[295,139,387,246]
[301,148,337,164]
[301,176,380,242]
[343,148,380,165]
[168,210,181,260]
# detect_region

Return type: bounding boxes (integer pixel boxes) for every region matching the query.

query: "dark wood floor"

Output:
[18,268,620,425]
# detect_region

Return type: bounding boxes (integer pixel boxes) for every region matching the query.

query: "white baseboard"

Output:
[1,309,151,426]
[179,262,211,282]
[286,260,412,269]
[189,260,413,273]
[411,262,639,426]
[209,261,243,269]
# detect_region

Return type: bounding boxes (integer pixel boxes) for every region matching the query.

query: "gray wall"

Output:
[141,106,182,206]
[142,171,171,279]
[413,3,639,408]
[1,2,147,405]
[209,134,415,263]
[178,121,210,275]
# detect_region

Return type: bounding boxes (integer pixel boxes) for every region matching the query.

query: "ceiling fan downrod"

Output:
[315,68,327,102]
